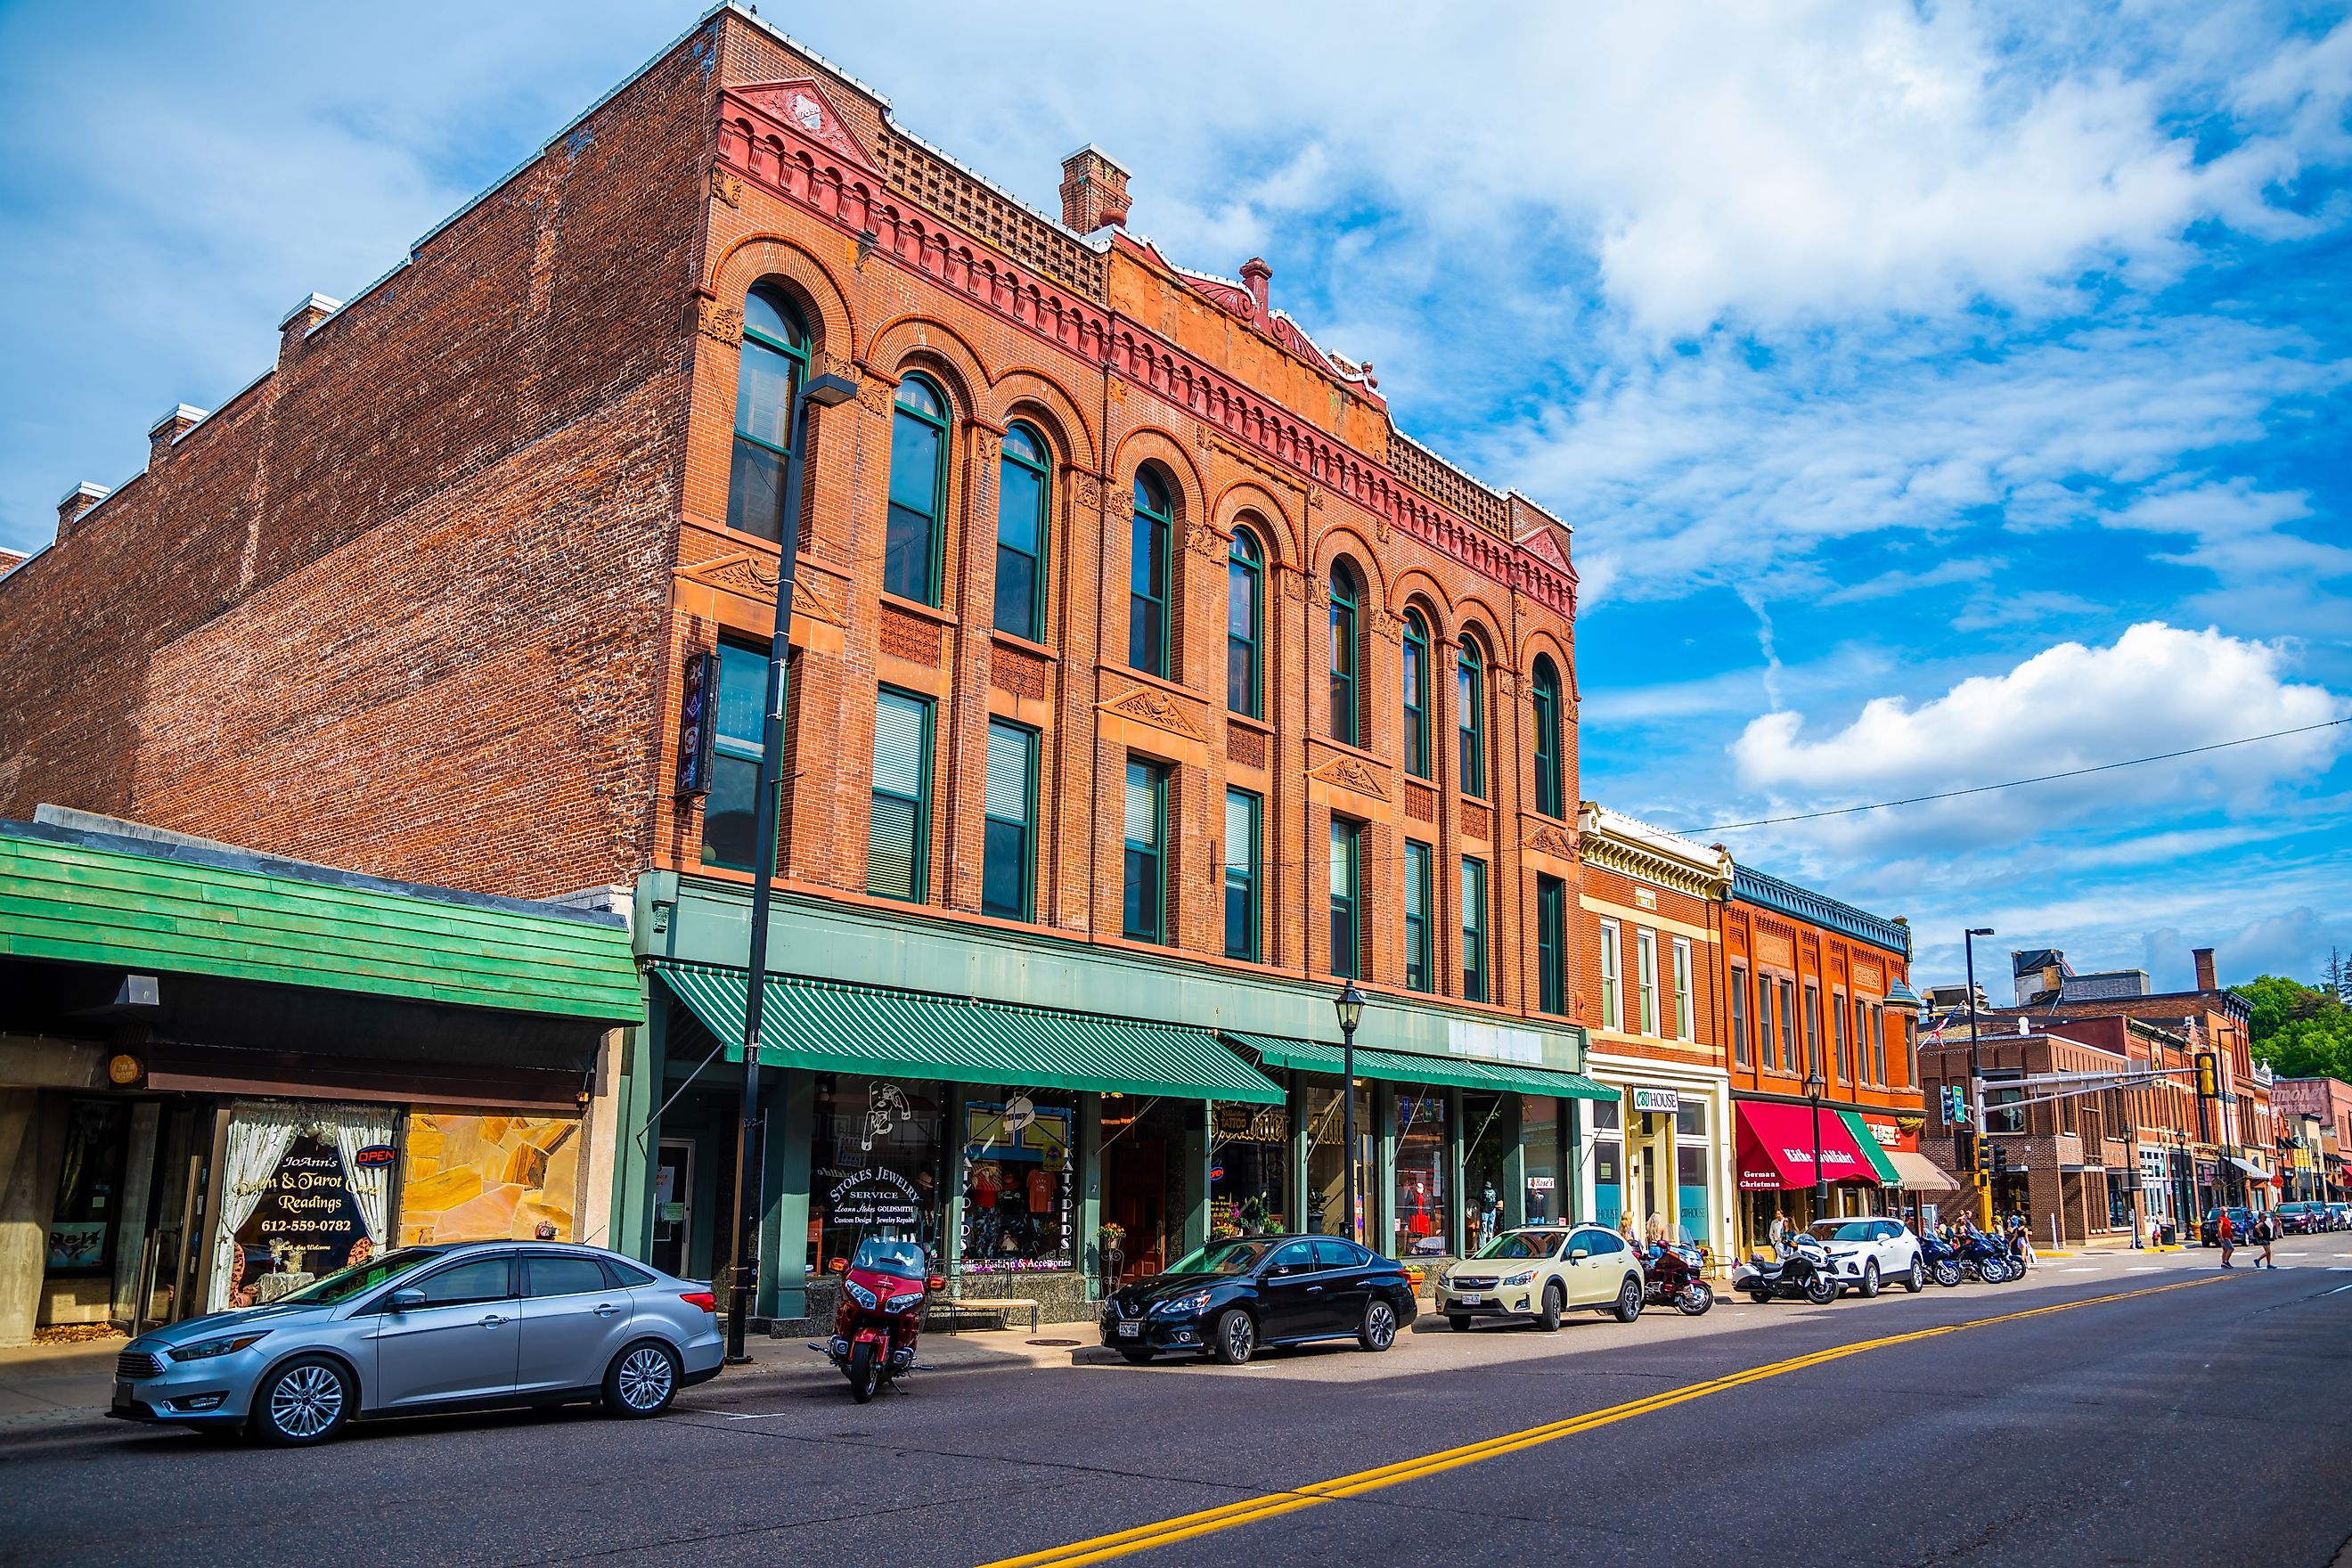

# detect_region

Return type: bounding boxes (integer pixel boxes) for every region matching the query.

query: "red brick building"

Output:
[0,6,1603,1321]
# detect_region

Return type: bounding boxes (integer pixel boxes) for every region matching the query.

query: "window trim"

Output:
[1636,929,1659,1037]
[886,372,951,607]
[1777,977,1797,1073]
[1461,857,1490,1003]
[1403,839,1433,992]
[867,686,934,903]
[1227,527,1263,719]
[1833,987,1852,1084]
[1402,608,1432,779]
[1538,876,1568,1017]
[725,285,810,543]
[1598,918,1621,1031]
[1130,467,1173,678]
[992,421,1050,641]
[1531,656,1563,818]
[981,717,1038,923]
[1223,786,1262,962]
[1123,758,1168,944]
[1671,936,1695,1042]
[1328,816,1363,979]
[1328,562,1361,747]
[1803,982,1822,1079]
[1458,636,1488,799]
[1730,962,1752,1068]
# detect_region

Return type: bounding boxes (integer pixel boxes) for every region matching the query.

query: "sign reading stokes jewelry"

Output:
[827,1167,923,1228]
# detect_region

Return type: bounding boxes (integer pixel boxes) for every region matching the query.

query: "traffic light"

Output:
[1954,1129,1977,1173]
[1991,1144,2010,1178]
[1974,1134,1994,1177]
[2195,1051,2219,1098]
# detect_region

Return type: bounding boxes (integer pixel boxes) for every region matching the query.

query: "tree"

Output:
[2244,974,2352,1082]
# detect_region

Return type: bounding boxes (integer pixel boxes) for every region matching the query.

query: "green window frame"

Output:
[1130,467,1172,677]
[992,422,1049,641]
[1402,608,1432,779]
[1461,858,1489,1002]
[868,687,933,902]
[1458,635,1487,799]
[1223,788,1261,961]
[885,374,949,606]
[725,285,810,543]
[1123,759,1168,943]
[1403,840,1433,992]
[700,640,772,871]
[981,719,1036,921]
[1227,527,1262,718]
[1538,875,1567,1017]
[1328,818,1362,979]
[1328,561,1361,747]
[1531,656,1564,817]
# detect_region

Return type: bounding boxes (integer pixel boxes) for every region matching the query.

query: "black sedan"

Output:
[1099,1235,1416,1365]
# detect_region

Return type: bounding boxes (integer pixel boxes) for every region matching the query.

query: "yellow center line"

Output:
[977,1275,2225,1568]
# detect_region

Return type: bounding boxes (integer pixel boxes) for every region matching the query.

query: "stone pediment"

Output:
[1522,822,1578,862]
[676,552,845,625]
[1309,753,1389,802]
[729,78,880,179]
[1098,683,1208,743]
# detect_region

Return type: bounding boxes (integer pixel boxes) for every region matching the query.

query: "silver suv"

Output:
[109,1242,724,1444]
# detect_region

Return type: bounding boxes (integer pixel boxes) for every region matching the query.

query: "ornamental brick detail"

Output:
[1228,723,1268,771]
[1405,780,1436,823]
[993,644,1048,701]
[1461,800,1492,842]
[879,603,942,666]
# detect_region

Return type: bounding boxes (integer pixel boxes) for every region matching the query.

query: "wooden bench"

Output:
[934,1294,1041,1333]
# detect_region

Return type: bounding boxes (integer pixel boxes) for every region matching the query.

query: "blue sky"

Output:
[3,1,2347,993]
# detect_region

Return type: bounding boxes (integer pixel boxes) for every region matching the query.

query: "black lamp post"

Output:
[724,367,860,1366]
[1964,926,1995,1229]
[1805,1065,1826,1221]
[1335,984,1367,1244]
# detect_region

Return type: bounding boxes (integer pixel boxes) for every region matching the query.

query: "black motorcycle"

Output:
[1731,1234,1838,1305]
[1953,1229,2015,1283]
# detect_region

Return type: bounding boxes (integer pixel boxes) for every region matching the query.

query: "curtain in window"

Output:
[209,1103,306,1311]
[333,1108,399,1251]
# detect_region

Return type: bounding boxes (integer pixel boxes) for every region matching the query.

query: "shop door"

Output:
[651,1141,694,1278]
[1104,1136,1167,1280]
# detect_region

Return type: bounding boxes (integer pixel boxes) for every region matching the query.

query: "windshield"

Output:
[1809,1221,1877,1244]
[1164,1239,1271,1277]
[1475,1231,1565,1261]
[274,1247,443,1307]
[850,1237,928,1279]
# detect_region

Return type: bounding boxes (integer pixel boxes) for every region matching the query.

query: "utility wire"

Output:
[1692,716,2348,834]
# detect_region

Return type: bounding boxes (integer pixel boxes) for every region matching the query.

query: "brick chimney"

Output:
[1240,257,1271,319]
[2193,947,2217,992]
[147,404,207,469]
[1058,145,1130,233]
[277,292,340,364]
[56,481,109,535]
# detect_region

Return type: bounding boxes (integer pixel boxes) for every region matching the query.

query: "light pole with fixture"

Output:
[725,366,861,1365]
[1335,984,1367,1244]
[1964,926,1996,1230]
[1805,1065,1827,1222]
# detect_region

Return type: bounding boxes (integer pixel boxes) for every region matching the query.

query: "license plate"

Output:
[1458,1293,1484,1305]
[110,1384,134,1413]
[1115,1322,1140,1338]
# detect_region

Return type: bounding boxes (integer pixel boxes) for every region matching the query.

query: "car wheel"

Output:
[605,1340,682,1417]
[1358,1299,1399,1352]
[1906,1257,1926,1293]
[1805,1272,1838,1306]
[250,1356,353,1447]
[1859,1262,1882,1299]
[1211,1308,1256,1366]
[1610,1275,1642,1323]
[1537,1280,1564,1332]
[1446,1313,1471,1332]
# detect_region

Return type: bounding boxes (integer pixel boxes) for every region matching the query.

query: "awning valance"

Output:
[1221,1031,1614,1100]
[1734,1100,1882,1190]
[1887,1150,1958,1192]
[654,963,1284,1104]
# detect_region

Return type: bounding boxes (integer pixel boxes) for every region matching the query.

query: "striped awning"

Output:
[1223,1031,1614,1100]
[652,962,1284,1104]
[1837,1111,1905,1184]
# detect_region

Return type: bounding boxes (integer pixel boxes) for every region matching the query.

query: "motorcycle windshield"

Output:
[849,1237,928,1280]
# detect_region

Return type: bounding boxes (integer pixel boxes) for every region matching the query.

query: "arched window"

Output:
[1328,560,1362,747]
[1402,608,1432,779]
[725,284,810,543]
[1227,527,1263,718]
[993,422,1049,640]
[885,374,949,606]
[1458,633,1487,798]
[1130,466,1172,677]
[1531,655,1564,817]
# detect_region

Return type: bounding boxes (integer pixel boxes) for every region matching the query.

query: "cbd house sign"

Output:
[1632,1087,1679,1115]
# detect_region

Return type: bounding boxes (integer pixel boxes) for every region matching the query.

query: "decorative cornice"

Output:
[1576,801,1731,900]
[1730,863,1907,957]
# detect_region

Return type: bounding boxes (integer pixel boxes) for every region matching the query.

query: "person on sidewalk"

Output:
[2217,1208,2236,1268]
[2256,1210,2278,1270]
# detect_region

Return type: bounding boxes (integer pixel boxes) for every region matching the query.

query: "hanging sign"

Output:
[674,650,717,797]
[352,1145,397,1168]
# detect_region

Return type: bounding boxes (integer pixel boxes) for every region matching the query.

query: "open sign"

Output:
[352,1145,397,1168]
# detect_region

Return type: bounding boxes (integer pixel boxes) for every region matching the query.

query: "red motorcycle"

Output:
[821,1237,935,1402]
[1641,1242,1715,1315]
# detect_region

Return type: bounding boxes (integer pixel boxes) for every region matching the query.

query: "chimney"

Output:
[2193,947,2217,992]
[1058,145,1130,234]
[1240,257,1271,320]
[56,481,110,535]
[147,404,207,469]
[277,292,340,363]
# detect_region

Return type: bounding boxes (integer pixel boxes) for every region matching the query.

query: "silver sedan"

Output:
[108,1241,725,1444]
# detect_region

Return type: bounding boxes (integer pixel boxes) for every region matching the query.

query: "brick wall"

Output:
[1721,900,1919,1110]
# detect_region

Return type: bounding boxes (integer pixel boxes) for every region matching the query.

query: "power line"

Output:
[1691,716,2350,834]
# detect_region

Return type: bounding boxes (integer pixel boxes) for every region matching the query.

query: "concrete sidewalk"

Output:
[0,1338,124,1427]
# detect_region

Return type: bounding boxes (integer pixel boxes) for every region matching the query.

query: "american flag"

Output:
[1926,1009,1961,1046]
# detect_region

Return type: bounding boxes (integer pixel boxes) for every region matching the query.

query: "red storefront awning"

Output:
[1735,1099,1882,1190]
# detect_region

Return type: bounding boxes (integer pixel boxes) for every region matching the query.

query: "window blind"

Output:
[1124,761,1158,847]
[984,722,1029,823]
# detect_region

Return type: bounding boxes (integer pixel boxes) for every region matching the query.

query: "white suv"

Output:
[1805,1218,1925,1297]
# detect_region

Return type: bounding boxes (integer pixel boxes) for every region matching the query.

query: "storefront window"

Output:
[398,1110,583,1245]
[1519,1095,1564,1224]
[47,1100,129,1278]
[211,1100,396,1311]
[1675,1100,1711,1250]
[1591,1098,1623,1231]
[961,1092,1074,1272]
[1304,1082,1371,1238]
[1211,1103,1291,1237]
[1461,1092,1509,1254]
[810,1076,944,1275]
[1393,1088,1450,1257]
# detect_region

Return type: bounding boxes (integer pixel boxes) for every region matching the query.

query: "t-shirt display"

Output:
[960,1093,1073,1271]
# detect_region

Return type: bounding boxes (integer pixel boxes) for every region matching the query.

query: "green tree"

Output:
[2244,974,2352,1082]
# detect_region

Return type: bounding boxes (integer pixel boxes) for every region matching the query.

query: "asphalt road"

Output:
[4,1250,2348,1568]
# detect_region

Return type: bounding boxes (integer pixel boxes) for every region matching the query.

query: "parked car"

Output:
[1435,1224,1646,1330]
[109,1242,723,1445]
[2199,1206,2262,1246]
[1805,1217,1927,1296]
[2329,1203,2352,1231]
[1099,1234,1415,1366]
[2274,1202,2330,1236]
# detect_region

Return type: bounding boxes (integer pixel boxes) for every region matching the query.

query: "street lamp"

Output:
[1805,1065,1827,1222]
[1964,927,1995,1229]
[725,367,861,1365]
[1335,984,1367,1245]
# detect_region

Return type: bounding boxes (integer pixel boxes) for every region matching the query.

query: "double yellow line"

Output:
[979,1275,2225,1568]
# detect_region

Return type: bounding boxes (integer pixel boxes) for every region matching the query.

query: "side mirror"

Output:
[1568,1247,1590,1261]
[388,1288,426,1313]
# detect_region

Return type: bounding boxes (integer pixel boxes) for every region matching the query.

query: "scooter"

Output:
[1732,1233,1839,1305]
[1916,1230,1965,1287]
[1642,1243,1715,1316]
[813,1235,936,1402]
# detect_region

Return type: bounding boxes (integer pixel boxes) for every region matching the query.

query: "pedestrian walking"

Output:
[1768,1209,1790,1258]
[2217,1207,2235,1269]
[2257,1210,2277,1270]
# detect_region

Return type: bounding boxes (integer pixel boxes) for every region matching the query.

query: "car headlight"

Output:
[168,1332,270,1363]
[1500,1270,1535,1287]
[1150,1291,1213,1318]
[884,1290,924,1314]
[843,1279,878,1310]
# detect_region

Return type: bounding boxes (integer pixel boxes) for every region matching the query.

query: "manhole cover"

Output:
[1027,1337,1082,1347]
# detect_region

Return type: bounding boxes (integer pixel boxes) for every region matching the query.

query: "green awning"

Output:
[654,963,1284,1105]
[1223,1031,1614,1100]
[1838,1111,1904,1184]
